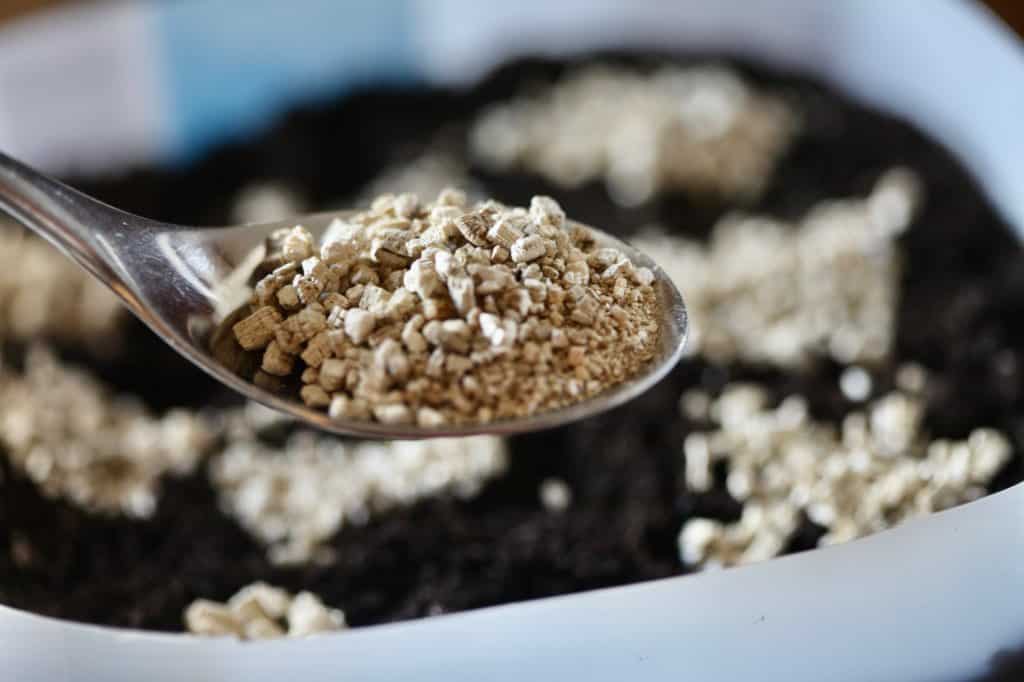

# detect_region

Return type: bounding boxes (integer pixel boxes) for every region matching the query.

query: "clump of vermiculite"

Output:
[232,189,660,427]
[185,582,345,640]
[471,64,798,205]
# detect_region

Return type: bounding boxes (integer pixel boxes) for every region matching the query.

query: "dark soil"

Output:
[1,55,1022,675]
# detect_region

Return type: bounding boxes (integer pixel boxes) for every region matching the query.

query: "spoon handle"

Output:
[0,151,139,290]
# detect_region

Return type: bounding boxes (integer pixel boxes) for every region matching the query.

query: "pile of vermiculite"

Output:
[0,56,1021,669]
[232,192,658,427]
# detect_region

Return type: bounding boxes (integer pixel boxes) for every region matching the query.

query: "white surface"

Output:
[2,1,1024,681]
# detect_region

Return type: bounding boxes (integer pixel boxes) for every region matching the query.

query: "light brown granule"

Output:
[185,582,345,639]
[233,191,660,426]
[0,346,215,517]
[233,306,283,350]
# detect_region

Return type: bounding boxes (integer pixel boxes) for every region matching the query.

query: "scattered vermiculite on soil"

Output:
[0,346,214,518]
[632,165,1013,567]
[678,380,1010,567]
[210,420,506,565]
[1,58,1022,681]
[471,64,798,205]
[631,167,921,366]
[232,192,659,426]
[0,224,123,352]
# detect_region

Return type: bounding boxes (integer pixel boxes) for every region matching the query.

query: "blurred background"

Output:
[2,1,1022,26]
[0,1,1017,31]
[2,1,1021,33]
[0,0,1020,178]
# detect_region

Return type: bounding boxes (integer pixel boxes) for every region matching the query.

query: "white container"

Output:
[1,2,1023,680]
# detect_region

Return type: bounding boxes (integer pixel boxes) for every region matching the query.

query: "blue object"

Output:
[151,0,423,163]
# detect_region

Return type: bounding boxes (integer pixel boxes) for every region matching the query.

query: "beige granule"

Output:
[233,191,659,426]
[678,379,1011,568]
[0,224,123,351]
[471,64,797,205]
[633,167,921,367]
[0,346,215,517]
[539,477,573,512]
[209,418,507,564]
[232,182,306,225]
[185,582,345,639]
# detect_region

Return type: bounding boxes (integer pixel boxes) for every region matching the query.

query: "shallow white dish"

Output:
[1,1,1023,680]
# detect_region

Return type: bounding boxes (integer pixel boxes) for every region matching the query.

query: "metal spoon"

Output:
[0,151,687,438]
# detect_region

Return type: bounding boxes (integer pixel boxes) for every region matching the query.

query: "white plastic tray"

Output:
[1,1,1023,680]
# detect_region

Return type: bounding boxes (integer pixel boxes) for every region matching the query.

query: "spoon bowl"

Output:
[0,151,687,438]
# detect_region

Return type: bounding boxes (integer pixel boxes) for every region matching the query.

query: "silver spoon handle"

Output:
[0,150,137,291]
